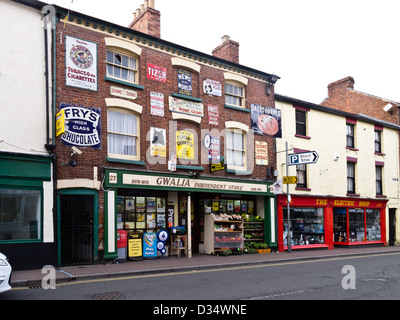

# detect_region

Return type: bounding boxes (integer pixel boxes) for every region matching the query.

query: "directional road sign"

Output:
[283,176,298,184]
[288,151,319,166]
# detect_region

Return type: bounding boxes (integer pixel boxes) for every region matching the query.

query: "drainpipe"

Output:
[42,5,58,266]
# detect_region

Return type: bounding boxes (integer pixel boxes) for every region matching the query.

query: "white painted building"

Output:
[0,0,56,270]
[275,94,400,251]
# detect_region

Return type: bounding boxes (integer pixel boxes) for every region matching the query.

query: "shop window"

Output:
[0,189,41,241]
[117,195,167,233]
[283,207,324,246]
[226,129,246,170]
[334,208,382,243]
[376,166,383,196]
[107,108,140,160]
[295,110,307,136]
[366,209,381,241]
[347,162,356,194]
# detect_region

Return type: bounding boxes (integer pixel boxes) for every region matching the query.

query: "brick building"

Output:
[53,0,280,265]
[321,76,400,125]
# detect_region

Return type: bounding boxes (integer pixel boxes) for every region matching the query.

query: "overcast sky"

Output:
[42,0,400,104]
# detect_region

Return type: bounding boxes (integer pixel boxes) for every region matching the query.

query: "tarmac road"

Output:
[3,251,400,301]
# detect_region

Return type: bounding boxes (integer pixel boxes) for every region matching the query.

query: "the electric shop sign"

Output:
[59,103,101,149]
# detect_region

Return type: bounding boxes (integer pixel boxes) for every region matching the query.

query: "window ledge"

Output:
[106,157,145,166]
[226,168,252,175]
[176,165,204,171]
[374,152,386,156]
[171,92,202,103]
[224,104,250,113]
[346,193,360,197]
[104,76,144,90]
[346,147,359,152]
[294,134,311,140]
[376,195,387,198]
[295,187,311,191]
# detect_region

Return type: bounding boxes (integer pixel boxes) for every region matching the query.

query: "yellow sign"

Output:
[283,176,298,184]
[176,131,194,160]
[211,161,225,172]
[128,237,142,258]
[56,109,65,137]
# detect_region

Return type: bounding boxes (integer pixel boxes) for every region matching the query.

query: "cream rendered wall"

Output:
[0,0,54,243]
[276,100,400,244]
[0,0,49,155]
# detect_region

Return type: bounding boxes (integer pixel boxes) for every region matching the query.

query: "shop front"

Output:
[277,195,387,252]
[103,169,277,260]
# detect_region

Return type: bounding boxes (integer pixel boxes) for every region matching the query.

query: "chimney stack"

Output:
[327,76,355,98]
[128,0,161,38]
[212,35,240,64]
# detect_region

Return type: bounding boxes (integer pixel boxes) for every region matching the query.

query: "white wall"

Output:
[0,0,49,155]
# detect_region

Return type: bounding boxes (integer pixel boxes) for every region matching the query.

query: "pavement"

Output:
[10,245,400,289]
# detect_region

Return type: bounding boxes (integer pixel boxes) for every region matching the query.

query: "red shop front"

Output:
[277,195,387,252]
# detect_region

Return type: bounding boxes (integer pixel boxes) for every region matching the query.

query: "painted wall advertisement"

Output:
[177,131,194,160]
[250,103,282,138]
[177,69,192,96]
[59,103,101,149]
[147,63,167,82]
[65,36,97,91]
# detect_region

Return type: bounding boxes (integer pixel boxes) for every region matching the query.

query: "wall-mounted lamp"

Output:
[188,171,201,179]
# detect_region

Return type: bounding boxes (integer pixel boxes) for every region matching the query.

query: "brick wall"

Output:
[322,76,399,125]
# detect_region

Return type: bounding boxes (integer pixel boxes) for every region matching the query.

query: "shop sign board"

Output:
[65,36,97,91]
[288,151,319,166]
[120,173,269,194]
[128,232,142,259]
[143,232,157,259]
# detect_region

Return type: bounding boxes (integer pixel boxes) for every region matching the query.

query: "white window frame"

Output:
[105,98,143,161]
[225,121,249,171]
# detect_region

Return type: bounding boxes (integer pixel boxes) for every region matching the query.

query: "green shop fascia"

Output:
[102,169,278,259]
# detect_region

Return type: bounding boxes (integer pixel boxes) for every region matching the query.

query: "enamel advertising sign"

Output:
[250,103,282,138]
[65,36,97,91]
[59,103,101,149]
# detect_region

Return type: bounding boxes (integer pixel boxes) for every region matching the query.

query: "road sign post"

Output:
[285,147,319,253]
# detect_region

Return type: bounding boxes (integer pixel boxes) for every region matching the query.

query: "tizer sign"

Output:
[288,151,319,166]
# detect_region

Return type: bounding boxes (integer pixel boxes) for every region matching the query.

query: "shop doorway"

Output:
[389,208,396,246]
[60,195,94,265]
